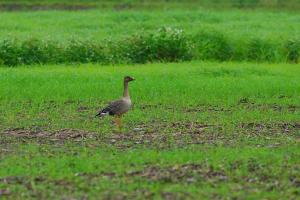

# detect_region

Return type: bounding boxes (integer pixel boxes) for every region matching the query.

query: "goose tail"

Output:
[95,108,110,118]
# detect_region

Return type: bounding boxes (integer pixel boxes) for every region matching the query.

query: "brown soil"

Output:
[239,122,300,134]
[126,164,227,183]
[241,103,300,112]
[1,128,96,142]
[1,122,299,148]
[0,188,10,196]
[0,3,96,11]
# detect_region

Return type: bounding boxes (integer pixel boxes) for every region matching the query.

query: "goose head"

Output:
[124,76,135,83]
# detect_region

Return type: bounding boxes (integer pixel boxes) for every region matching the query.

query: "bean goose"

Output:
[96,76,135,128]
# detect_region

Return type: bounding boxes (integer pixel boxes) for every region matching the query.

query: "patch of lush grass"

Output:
[0,61,299,141]
[1,2,299,198]
[0,28,299,66]
[0,61,299,130]
[0,62,299,199]
[0,8,299,65]
[1,144,299,199]
[1,9,299,41]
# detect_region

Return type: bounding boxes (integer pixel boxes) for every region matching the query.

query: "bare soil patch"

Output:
[240,103,300,112]
[75,161,299,189]
[104,122,226,148]
[73,163,227,184]
[1,121,299,148]
[183,103,300,113]
[0,188,10,197]
[127,164,227,183]
[0,176,75,199]
[1,128,96,142]
[0,3,96,11]
[239,122,300,135]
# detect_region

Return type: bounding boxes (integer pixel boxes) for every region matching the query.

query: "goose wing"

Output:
[96,99,125,117]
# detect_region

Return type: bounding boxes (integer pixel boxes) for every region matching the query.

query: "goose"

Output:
[96,76,135,128]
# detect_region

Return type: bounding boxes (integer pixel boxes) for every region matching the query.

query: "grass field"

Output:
[0,0,300,199]
[0,9,300,65]
[0,62,300,199]
[1,9,299,41]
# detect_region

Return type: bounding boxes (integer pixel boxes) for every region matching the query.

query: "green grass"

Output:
[0,9,299,65]
[0,3,300,198]
[0,9,299,41]
[0,61,299,130]
[1,145,299,199]
[0,61,299,199]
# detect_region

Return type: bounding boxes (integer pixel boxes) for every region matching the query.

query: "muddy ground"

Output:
[1,121,299,149]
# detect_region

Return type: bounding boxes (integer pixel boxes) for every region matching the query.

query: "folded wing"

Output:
[96,99,125,117]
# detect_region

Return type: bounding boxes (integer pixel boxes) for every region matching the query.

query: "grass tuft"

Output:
[1,28,300,66]
[193,31,233,61]
[284,39,300,63]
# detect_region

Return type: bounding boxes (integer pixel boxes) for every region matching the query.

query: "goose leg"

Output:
[114,115,122,130]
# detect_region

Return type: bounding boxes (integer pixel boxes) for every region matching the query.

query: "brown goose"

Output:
[96,76,135,128]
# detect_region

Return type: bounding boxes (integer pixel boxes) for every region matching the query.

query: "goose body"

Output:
[98,97,132,117]
[96,76,135,128]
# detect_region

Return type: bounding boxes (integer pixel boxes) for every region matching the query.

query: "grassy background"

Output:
[0,1,300,65]
[0,62,300,199]
[0,1,300,199]
[0,9,299,65]
[0,9,298,41]
[1,62,299,131]
[1,145,299,199]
